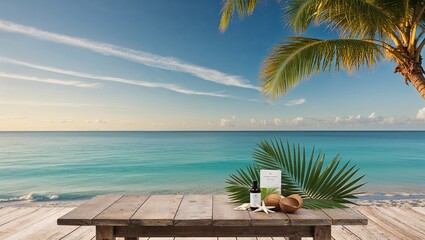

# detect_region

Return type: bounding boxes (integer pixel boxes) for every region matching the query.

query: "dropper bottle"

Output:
[250,180,261,210]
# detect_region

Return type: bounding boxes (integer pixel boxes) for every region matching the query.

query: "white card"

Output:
[260,169,281,193]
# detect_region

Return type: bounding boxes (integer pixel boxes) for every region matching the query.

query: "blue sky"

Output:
[0,0,424,130]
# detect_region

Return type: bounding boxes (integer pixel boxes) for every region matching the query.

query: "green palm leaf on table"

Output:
[226,139,366,209]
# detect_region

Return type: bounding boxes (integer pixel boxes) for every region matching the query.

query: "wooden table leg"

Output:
[96,226,115,240]
[314,225,332,240]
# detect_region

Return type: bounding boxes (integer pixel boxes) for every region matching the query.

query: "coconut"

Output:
[279,194,303,213]
[264,194,283,210]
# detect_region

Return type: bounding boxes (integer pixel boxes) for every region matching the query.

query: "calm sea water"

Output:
[0,131,424,202]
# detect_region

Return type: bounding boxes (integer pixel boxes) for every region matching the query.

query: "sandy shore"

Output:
[1,197,425,208]
[0,199,87,208]
[353,198,425,207]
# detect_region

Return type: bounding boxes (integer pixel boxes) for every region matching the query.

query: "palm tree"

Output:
[220,0,425,100]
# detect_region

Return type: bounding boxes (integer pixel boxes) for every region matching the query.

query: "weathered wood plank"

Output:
[31,224,78,240]
[174,195,212,226]
[0,207,63,238]
[356,206,424,239]
[399,207,425,223]
[344,224,398,240]
[124,237,137,240]
[174,238,216,240]
[412,207,425,216]
[249,211,290,226]
[377,207,425,236]
[0,207,40,226]
[402,207,425,221]
[287,209,332,226]
[60,226,95,240]
[5,208,76,240]
[331,225,360,240]
[93,195,149,226]
[114,226,314,238]
[213,195,250,226]
[236,238,257,240]
[287,237,301,240]
[131,195,183,226]
[58,195,123,225]
[147,238,174,240]
[321,208,367,225]
[0,207,19,217]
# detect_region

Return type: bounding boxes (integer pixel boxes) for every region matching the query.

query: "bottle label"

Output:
[250,193,261,208]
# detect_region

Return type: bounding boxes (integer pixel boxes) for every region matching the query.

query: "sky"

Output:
[0,0,424,131]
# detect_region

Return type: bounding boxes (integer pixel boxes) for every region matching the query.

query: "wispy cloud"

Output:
[0,20,259,90]
[245,113,425,129]
[88,118,106,124]
[285,98,306,107]
[0,57,229,98]
[289,117,304,125]
[273,117,282,126]
[249,118,269,127]
[219,116,236,127]
[416,108,425,120]
[0,71,98,88]
[333,113,404,126]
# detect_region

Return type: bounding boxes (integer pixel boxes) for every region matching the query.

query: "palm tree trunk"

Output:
[408,73,425,100]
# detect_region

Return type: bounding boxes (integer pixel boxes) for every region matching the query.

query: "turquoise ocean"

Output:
[0,131,424,202]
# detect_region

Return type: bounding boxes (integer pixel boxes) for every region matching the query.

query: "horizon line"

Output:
[1,129,424,132]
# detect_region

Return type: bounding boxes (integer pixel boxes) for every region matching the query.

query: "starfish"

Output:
[252,201,275,214]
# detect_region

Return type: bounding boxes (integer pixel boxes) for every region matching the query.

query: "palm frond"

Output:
[260,37,384,98]
[219,0,236,32]
[286,0,396,39]
[219,0,258,32]
[261,187,279,199]
[219,0,280,32]
[225,165,260,203]
[226,139,366,209]
[375,0,412,24]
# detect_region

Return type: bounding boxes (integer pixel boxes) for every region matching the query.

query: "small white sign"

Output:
[260,169,281,194]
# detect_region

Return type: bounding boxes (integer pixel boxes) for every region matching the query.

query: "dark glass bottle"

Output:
[249,180,261,210]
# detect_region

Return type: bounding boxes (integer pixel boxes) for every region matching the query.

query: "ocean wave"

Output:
[0,192,94,202]
[2,190,425,203]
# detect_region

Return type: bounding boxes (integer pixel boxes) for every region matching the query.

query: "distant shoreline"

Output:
[1,130,425,132]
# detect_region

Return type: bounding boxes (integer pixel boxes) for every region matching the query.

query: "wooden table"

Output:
[57,195,367,240]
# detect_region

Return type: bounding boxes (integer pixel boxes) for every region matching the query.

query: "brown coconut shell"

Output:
[279,194,303,213]
[264,194,283,210]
